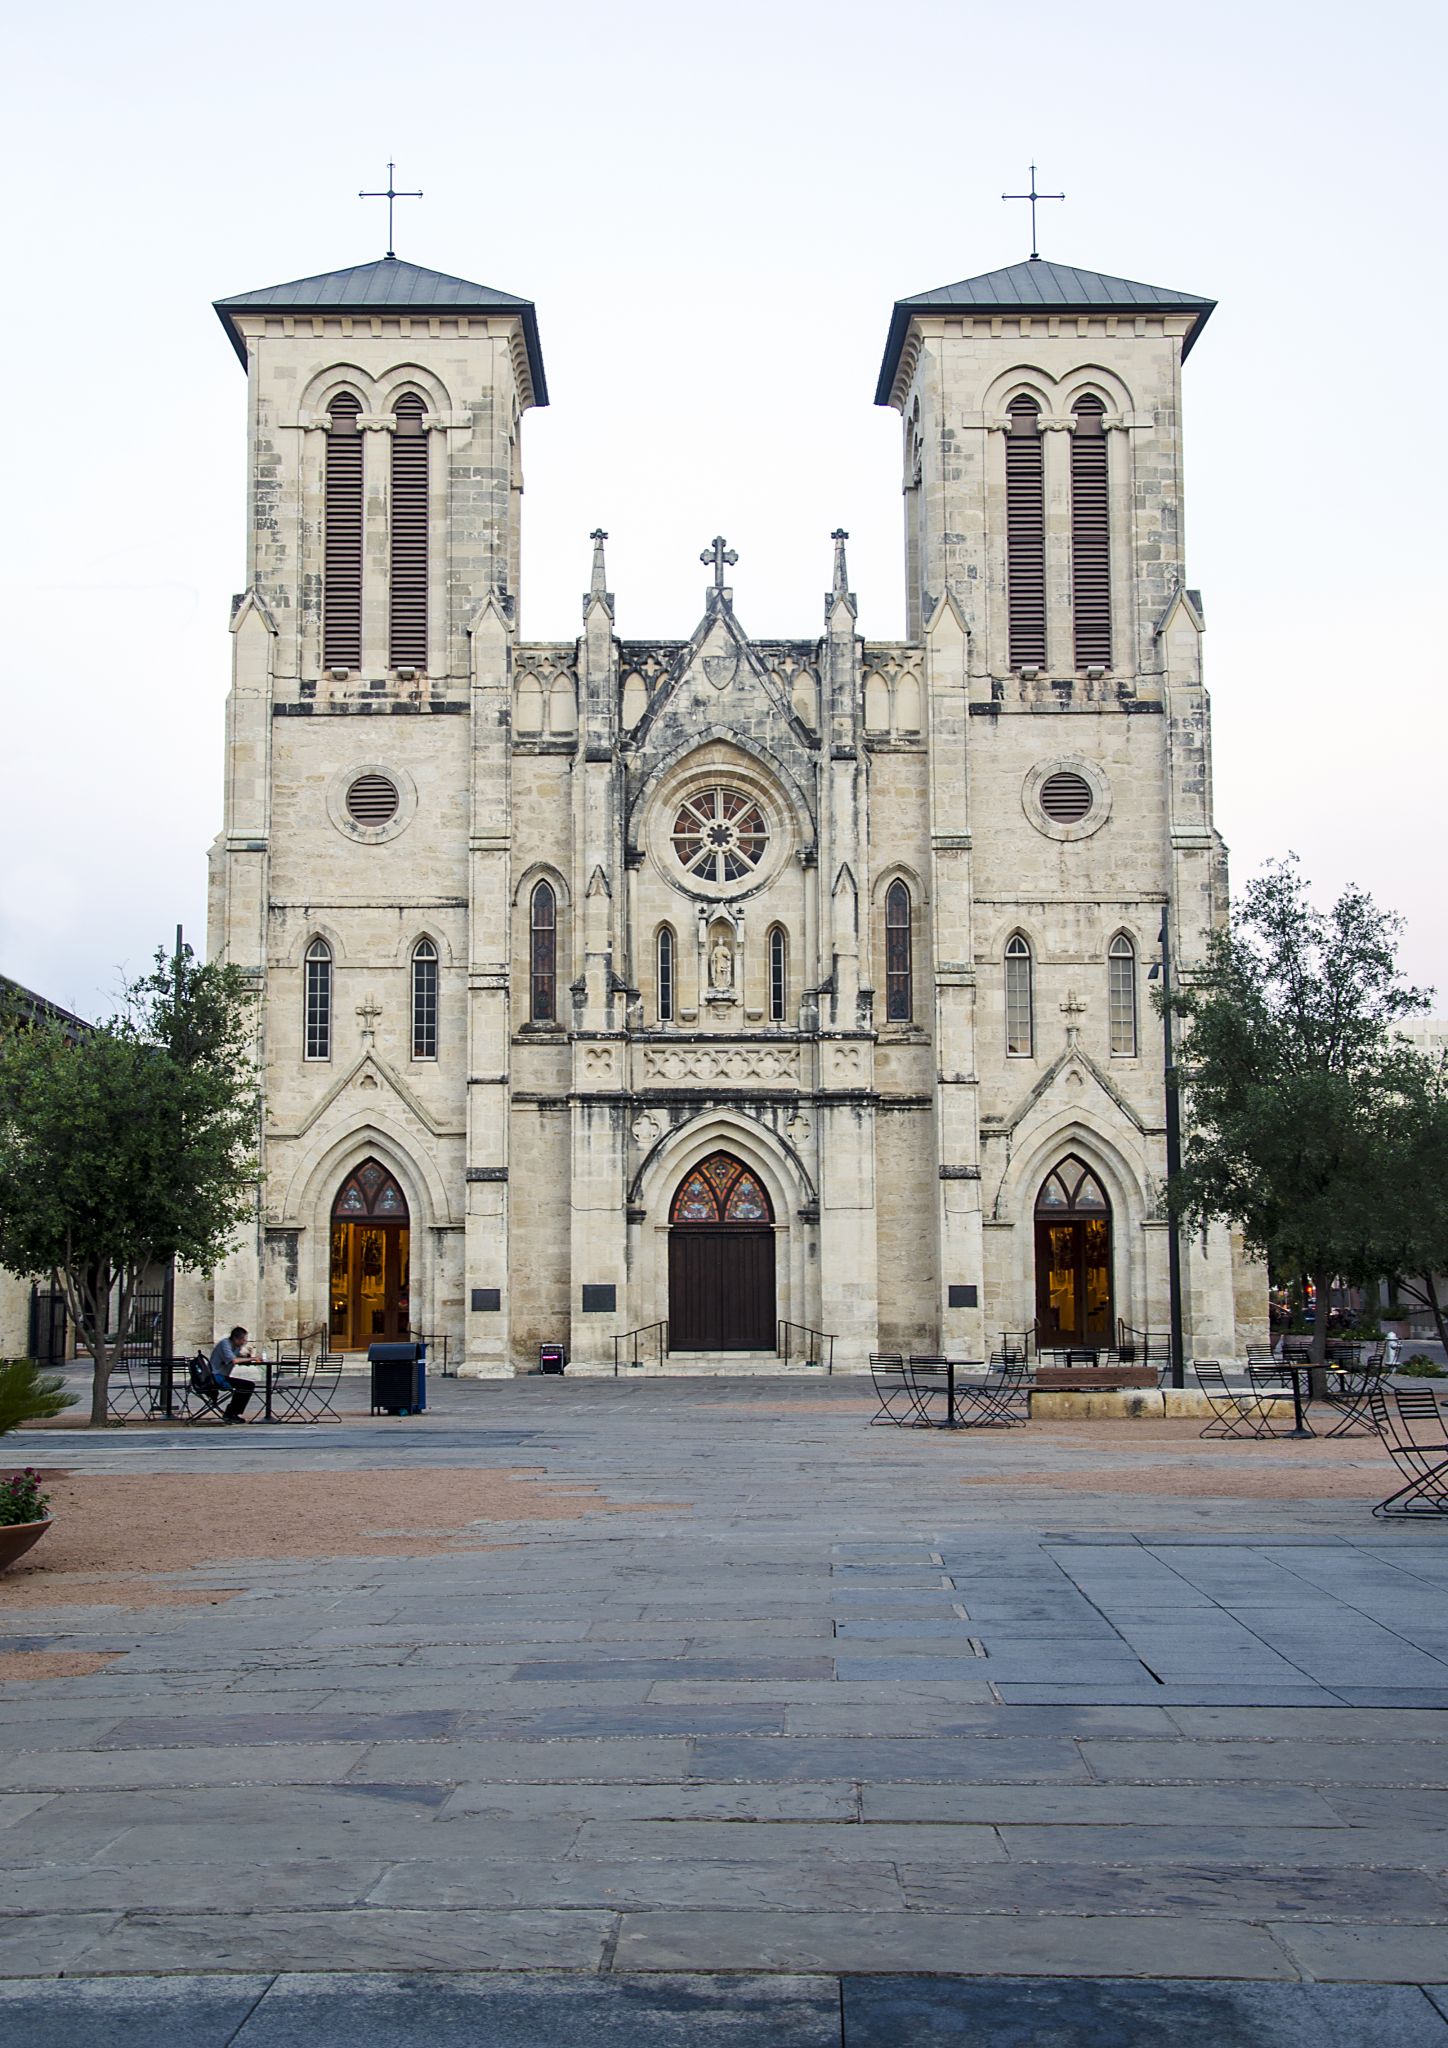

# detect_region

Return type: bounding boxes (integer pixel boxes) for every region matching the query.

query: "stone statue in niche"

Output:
[710,938,734,990]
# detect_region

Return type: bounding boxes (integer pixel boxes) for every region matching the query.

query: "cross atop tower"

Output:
[1001,163,1064,262]
[359,161,424,260]
[700,536,738,594]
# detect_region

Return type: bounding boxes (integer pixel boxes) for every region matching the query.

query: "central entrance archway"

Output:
[330,1160,410,1350]
[1034,1156,1113,1345]
[668,1151,776,1351]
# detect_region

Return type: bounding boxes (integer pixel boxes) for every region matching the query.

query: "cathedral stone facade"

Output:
[198,250,1261,1374]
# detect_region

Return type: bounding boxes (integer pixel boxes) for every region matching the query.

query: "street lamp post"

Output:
[1157,906,1186,1390]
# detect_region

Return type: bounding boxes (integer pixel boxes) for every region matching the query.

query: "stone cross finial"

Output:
[1060,989,1085,1048]
[700,536,738,593]
[359,161,423,260]
[588,529,609,598]
[1001,163,1064,262]
[830,528,850,596]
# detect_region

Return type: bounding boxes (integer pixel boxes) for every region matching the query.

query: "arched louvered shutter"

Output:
[323,395,363,670]
[389,393,429,670]
[1071,395,1111,670]
[1006,396,1046,670]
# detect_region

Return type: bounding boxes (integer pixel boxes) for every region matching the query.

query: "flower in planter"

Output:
[0,1469,51,1527]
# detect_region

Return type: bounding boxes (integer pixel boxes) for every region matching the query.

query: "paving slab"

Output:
[232,1971,840,2046]
[70,1907,615,1975]
[0,1974,273,2047]
[841,1975,1448,2046]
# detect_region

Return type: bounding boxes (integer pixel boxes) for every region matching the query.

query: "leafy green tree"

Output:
[1164,860,1431,1364]
[0,950,257,1426]
[1377,1051,1448,1352]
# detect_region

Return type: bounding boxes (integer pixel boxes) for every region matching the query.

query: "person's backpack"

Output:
[188,1353,221,1405]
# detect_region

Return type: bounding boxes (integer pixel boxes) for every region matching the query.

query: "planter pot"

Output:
[0,1520,51,1573]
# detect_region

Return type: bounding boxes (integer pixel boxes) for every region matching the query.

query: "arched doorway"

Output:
[330,1159,410,1350]
[668,1151,776,1351]
[1034,1156,1113,1345]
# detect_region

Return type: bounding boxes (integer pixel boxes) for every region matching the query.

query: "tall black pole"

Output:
[158,923,183,1406]
[1160,906,1186,1389]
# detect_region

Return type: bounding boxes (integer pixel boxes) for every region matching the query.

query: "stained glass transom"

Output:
[669,1151,774,1226]
[332,1158,410,1221]
[671,788,768,886]
[1034,1157,1108,1217]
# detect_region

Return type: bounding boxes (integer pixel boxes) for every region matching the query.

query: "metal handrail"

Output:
[613,1322,668,1375]
[777,1321,835,1373]
[409,1330,453,1377]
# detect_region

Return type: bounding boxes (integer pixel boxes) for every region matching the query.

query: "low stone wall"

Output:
[1031,1388,1215,1421]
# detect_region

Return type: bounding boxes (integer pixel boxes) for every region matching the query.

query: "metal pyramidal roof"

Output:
[875,257,1215,403]
[214,257,547,403]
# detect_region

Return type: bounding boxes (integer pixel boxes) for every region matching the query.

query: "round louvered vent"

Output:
[346,773,400,826]
[1039,771,1093,825]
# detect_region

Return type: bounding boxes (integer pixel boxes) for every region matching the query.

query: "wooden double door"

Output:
[1033,1157,1113,1346]
[667,1151,777,1352]
[330,1160,411,1350]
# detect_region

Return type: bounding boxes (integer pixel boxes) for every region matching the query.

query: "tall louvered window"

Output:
[323,394,363,670]
[1071,395,1111,669]
[389,393,429,670]
[530,882,557,1024]
[304,939,333,1061]
[1005,396,1046,670]
[412,939,438,1060]
[1107,933,1137,1057]
[657,926,675,1024]
[768,926,787,1025]
[1005,934,1034,1057]
[885,882,912,1023]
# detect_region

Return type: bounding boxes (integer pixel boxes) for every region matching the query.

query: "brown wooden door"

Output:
[1034,1217,1112,1345]
[669,1229,776,1351]
[330,1161,411,1349]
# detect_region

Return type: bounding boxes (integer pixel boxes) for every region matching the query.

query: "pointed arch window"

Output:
[323,394,363,670]
[529,882,557,1024]
[1071,395,1111,669]
[1107,932,1137,1057]
[304,938,333,1061]
[656,925,675,1025]
[389,393,429,670]
[1006,395,1046,670]
[885,881,912,1023]
[411,938,438,1060]
[1005,933,1034,1057]
[768,925,787,1024]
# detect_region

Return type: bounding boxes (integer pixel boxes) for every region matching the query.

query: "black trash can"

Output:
[538,1342,567,1376]
[369,1341,426,1415]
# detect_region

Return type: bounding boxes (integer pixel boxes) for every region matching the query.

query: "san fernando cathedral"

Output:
[191,224,1261,1374]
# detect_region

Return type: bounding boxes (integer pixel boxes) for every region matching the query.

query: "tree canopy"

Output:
[1166,860,1432,1361]
[0,949,257,1424]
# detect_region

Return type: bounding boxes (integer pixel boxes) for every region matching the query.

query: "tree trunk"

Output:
[1310,1264,1334,1402]
[1422,1272,1448,1356]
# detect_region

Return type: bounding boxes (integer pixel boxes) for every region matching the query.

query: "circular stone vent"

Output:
[1039,771,1094,825]
[346,773,400,827]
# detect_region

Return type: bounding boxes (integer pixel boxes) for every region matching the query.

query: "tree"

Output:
[1376,1051,1448,1352]
[1164,860,1432,1364]
[0,949,257,1425]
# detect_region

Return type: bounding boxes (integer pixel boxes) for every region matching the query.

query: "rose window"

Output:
[671,788,768,885]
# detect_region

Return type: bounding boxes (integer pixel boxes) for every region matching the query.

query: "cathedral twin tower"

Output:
[202,244,1255,1371]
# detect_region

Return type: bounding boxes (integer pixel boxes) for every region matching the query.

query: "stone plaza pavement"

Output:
[4,1377,1448,2044]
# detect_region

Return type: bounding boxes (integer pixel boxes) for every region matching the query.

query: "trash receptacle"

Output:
[369,1341,426,1415]
[538,1342,567,1376]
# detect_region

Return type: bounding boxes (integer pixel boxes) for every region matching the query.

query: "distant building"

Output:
[0,976,91,1359]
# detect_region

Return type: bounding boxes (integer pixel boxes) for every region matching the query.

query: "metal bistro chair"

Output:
[1369,1385,1448,1518]
[961,1355,1031,1427]
[1321,1347,1390,1439]
[272,1350,345,1423]
[1195,1360,1293,1440]
[868,1353,918,1427]
[906,1355,953,1427]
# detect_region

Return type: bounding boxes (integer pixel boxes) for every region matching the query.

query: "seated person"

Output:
[208,1326,258,1422]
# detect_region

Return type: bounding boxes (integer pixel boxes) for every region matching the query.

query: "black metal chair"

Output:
[906,1355,953,1426]
[1195,1360,1292,1440]
[1321,1349,1389,1439]
[960,1357,1031,1427]
[867,1353,917,1427]
[1370,1386,1448,1517]
[272,1352,344,1422]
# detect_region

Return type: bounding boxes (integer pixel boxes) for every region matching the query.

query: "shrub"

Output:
[0,1359,76,1435]
[0,1469,51,1525]
[1401,1358,1446,1378]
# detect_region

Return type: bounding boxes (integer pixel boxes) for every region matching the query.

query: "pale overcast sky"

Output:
[3,0,1444,1020]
